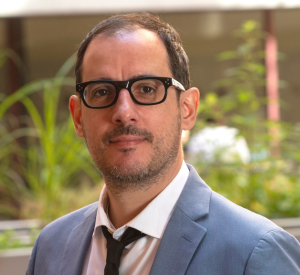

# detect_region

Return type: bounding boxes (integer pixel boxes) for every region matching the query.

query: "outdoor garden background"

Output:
[0,11,300,250]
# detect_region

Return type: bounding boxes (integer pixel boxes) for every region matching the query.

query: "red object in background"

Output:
[265,10,280,122]
[266,33,280,122]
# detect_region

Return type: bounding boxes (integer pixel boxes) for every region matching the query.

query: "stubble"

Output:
[82,115,182,194]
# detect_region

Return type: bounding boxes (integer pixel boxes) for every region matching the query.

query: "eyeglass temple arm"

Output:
[172,79,185,91]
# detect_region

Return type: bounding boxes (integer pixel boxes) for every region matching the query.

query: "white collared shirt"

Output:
[81,161,189,275]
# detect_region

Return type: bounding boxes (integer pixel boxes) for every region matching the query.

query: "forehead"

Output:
[81,29,172,82]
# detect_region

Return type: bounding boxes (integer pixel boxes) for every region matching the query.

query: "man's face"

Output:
[70,29,185,192]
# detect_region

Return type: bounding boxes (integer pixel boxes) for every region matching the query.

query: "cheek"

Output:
[151,104,179,126]
[140,110,165,133]
[81,111,107,139]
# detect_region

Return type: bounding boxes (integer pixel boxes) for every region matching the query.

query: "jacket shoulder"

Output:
[182,166,300,274]
[26,202,98,275]
[40,202,98,240]
[208,191,279,238]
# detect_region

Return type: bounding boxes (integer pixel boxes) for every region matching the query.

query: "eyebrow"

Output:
[89,74,158,82]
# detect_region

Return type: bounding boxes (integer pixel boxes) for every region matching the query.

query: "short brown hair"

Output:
[75,13,190,90]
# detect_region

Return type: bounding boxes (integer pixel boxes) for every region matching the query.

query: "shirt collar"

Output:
[95,161,189,240]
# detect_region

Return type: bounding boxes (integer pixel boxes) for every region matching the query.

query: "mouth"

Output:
[109,135,146,147]
[103,125,154,147]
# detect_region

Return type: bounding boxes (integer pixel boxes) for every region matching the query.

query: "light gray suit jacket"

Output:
[27,165,300,275]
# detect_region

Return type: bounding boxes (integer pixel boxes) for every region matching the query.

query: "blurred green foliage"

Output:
[189,20,300,218]
[0,228,39,250]
[0,54,102,222]
[0,20,299,224]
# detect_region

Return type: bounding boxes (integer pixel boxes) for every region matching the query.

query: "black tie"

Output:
[101,226,146,275]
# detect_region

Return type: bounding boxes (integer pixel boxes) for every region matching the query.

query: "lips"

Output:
[109,135,146,147]
[110,135,145,143]
[102,125,154,146]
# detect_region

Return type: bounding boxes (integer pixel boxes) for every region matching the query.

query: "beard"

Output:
[82,115,182,194]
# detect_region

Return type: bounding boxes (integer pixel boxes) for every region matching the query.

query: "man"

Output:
[27,13,300,275]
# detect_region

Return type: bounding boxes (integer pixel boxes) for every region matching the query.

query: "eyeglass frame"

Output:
[75,76,186,109]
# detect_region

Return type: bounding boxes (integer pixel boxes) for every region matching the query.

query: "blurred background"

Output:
[0,1,300,273]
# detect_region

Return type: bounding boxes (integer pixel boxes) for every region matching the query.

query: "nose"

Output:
[111,88,139,124]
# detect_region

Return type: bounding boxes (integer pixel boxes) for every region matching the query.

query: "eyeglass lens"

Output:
[83,79,166,107]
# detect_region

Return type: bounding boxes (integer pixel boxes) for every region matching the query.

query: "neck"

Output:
[105,155,183,229]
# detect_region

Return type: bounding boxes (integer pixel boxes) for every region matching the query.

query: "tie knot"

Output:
[101,226,146,274]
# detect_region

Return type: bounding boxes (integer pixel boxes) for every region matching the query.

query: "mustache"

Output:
[102,125,154,145]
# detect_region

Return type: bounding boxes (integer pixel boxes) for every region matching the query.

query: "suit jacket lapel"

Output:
[149,165,212,275]
[59,204,98,275]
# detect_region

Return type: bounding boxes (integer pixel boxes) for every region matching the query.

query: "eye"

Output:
[93,89,110,97]
[131,79,163,103]
[140,86,155,94]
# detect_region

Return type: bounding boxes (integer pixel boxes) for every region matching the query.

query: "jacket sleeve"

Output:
[244,229,300,275]
[26,235,40,275]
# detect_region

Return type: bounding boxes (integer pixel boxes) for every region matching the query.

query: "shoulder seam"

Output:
[243,228,283,275]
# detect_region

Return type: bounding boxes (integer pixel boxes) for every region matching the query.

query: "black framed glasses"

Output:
[76,76,185,109]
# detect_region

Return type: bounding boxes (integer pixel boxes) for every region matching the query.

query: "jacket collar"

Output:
[59,203,98,275]
[149,164,212,275]
[176,164,211,221]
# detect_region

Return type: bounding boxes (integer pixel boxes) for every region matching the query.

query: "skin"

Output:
[69,29,199,228]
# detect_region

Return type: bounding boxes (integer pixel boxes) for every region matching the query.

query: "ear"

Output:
[180,87,200,131]
[69,95,84,137]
